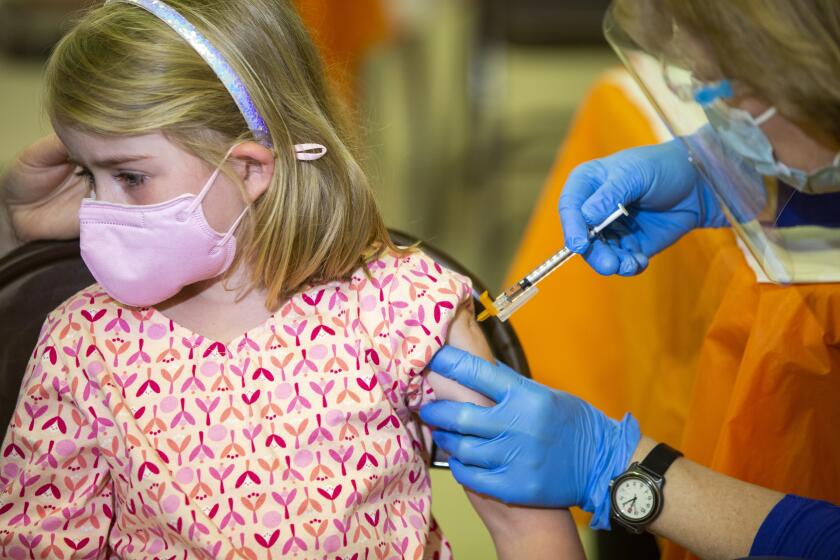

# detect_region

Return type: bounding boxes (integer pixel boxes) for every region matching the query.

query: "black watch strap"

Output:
[639,443,683,478]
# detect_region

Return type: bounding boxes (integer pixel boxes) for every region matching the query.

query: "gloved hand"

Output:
[420,346,640,530]
[559,139,727,276]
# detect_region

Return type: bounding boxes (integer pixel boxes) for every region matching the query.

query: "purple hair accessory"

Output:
[106,0,326,161]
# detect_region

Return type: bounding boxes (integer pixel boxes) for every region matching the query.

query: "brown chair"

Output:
[0,234,530,467]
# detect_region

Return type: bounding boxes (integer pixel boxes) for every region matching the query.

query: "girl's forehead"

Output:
[56,128,189,164]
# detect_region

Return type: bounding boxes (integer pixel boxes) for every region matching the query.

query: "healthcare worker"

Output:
[421,1,840,559]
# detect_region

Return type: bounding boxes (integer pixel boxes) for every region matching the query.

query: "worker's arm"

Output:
[426,306,585,560]
[420,346,840,560]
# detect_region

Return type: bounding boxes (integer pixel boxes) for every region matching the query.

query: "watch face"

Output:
[614,476,656,522]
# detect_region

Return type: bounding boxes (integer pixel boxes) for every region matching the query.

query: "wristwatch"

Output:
[609,442,683,533]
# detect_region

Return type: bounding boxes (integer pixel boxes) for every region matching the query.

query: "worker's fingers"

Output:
[432,431,499,469]
[427,346,524,403]
[420,401,501,439]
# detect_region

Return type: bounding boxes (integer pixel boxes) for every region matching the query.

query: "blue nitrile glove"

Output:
[558,139,727,276]
[420,346,641,530]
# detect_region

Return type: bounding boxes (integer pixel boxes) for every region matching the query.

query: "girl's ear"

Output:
[229,142,276,202]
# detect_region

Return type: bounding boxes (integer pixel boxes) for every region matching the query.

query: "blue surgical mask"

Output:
[696,80,840,195]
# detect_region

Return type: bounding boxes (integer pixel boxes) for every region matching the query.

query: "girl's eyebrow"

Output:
[68,155,152,168]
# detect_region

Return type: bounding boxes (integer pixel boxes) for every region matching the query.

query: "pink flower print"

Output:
[292,350,318,377]
[130,308,154,333]
[407,278,429,301]
[324,346,348,375]
[344,341,361,371]
[166,435,191,466]
[211,364,235,393]
[408,498,429,527]
[336,378,361,405]
[41,343,58,365]
[159,365,183,393]
[84,336,106,363]
[271,488,297,520]
[302,288,325,308]
[229,357,251,388]
[282,524,308,555]
[220,431,246,460]
[393,435,410,465]
[309,380,335,408]
[304,519,329,550]
[35,473,61,499]
[328,445,354,477]
[365,347,381,366]
[126,339,151,366]
[356,442,379,472]
[376,413,400,432]
[370,273,394,302]
[392,536,411,558]
[136,369,160,398]
[254,529,280,551]
[260,392,283,421]
[365,508,383,541]
[332,516,352,547]
[257,456,281,485]
[156,337,181,364]
[298,487,324,516]
[252,356,273,381]
[9,501,32,525]
[237,332,260,354]
[181,335,204,360]
[143,406,166,436]
[86,407,114,439]
[41,404,67,435]
[242,493,267,525]
[202,341,227,359]
[171,398,196,429]
[241,389,261,418]
[195,396,220,426]
[18,533,42,554]
[219,497,246,530]
[188,510,211,541]
[356,373,379,403]
[58,313,82,340]
[310,322,335,342]
[270,353,293,382]
[405,306,431,336]
[318,485,342,515]
[309,451,334,482]
[345,479,363,509]
[286,383,312,413]
[3,433,25,460]
[188,431,214,462]
[281,456,304,482]
[359,409,382,436]
[264,325,287,351]
[264,422,286,450]
[103,308,128,334]
[189,470,213,502]
[283,320,308,347]
[209,464,234,493]
[242,424,262,453]
[63,337,83,368]
[137,450,160,481]
[219,394,245,423]
[328,286,349,311]
[339,411,360,442]
[180,364,206,393]
[391,500,409,530]
[353,511,373,542]
[372,439,393,469]
[41,533,64,558]
[412,256,441,282]
[235,460,261,489]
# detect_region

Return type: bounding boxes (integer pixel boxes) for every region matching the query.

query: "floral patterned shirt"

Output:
[0,249,471,559]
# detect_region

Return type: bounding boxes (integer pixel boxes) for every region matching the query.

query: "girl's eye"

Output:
[116,173,148,188]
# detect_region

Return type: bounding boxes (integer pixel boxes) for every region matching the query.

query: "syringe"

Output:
[478,204,629,322]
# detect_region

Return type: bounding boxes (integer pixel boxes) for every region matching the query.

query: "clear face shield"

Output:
[603,6,840,284]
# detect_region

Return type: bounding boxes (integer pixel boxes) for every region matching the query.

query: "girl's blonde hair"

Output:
[46,0,401,309]
[613,0,840,145]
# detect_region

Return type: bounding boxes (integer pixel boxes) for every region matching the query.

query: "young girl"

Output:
[0,1,583,558]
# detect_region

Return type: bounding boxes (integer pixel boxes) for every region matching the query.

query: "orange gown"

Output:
[505,69,840,560]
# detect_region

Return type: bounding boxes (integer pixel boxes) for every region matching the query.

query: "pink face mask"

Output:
[79,160,247,308]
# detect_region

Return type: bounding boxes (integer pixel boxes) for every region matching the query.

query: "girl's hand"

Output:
[2,134,88,241]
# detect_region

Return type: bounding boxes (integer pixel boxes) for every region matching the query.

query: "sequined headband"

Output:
[105,0,327,162]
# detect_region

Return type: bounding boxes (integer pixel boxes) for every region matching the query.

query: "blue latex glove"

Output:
[420,346,641,530]
[558,139,727,276]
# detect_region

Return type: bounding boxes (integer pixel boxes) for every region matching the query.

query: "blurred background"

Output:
[0,0,620,557]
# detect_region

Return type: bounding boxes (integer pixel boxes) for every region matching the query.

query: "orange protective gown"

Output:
[506,69,840,560]
[294,0,391,102]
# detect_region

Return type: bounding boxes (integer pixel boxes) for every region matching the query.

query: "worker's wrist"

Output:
[628,435,658,467]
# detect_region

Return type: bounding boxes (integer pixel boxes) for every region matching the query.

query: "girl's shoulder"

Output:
[39,283,125,343]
